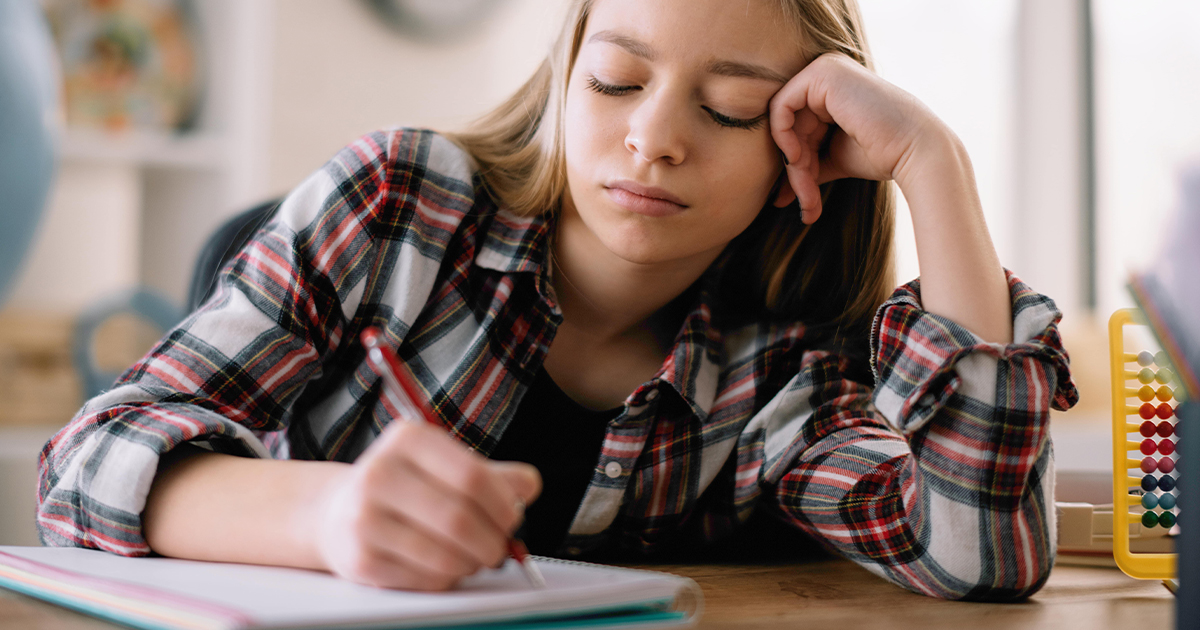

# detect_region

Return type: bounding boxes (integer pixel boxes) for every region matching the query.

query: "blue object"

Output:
[1159,474,1176,492]
[1141,493,1159,510]
[0,0,60,305]
[1179,402,1198,630]
[72,289,184,398]
[1159,492,1176,510]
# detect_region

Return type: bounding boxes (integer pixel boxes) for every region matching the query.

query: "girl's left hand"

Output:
[769,52,943,223]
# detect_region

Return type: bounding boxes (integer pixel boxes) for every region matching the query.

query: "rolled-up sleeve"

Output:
[767,270,1078,601]
[35,132,396,555]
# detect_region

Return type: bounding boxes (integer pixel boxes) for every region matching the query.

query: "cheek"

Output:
[565,86,621,156]
[705,140,781,209]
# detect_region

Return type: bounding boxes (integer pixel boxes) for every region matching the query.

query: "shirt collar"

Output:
[473,200,726,422]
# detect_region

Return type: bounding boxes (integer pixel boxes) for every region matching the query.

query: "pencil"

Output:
[360,327,546,589]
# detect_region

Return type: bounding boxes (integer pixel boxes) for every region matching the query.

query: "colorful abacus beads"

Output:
[1122,345,1179,532]
[1159,474,1176,492]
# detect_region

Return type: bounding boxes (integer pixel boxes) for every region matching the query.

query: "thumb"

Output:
[491,461,542,505]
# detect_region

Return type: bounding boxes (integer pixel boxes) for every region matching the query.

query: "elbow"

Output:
[953,562,1053,602]
[883,559,1052,602]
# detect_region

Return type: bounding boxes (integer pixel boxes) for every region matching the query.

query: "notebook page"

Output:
[0,546,700,629]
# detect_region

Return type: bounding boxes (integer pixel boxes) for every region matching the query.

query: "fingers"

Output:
[492,460,542,506]
[350,506,482,589]
[366,457,512,568]
[389,423,527,535]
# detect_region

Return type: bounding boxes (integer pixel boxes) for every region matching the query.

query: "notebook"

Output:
[0,546,702,629]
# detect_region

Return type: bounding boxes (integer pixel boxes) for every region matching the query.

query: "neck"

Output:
[550,200,720,346]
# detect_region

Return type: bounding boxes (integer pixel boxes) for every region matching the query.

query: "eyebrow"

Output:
[588,30,791,86]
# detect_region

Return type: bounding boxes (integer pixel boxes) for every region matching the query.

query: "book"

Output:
[0,546,702,629]
[1125,161,1200,624]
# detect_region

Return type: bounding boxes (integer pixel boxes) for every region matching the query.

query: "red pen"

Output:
[360,327,546,589]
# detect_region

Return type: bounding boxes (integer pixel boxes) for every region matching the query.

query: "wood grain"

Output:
[0,558,1174,629]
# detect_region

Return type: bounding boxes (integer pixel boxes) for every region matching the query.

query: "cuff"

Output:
[869,269,1079,434]
[37,394,273,556]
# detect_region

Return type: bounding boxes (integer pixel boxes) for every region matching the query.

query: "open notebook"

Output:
[0,546,702,629]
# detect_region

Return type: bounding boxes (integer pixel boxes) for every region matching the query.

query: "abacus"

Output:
[1110,308,1180,580]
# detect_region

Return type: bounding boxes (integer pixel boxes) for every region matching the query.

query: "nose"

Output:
[624,90,686,166]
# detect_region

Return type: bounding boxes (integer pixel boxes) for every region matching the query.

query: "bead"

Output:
[1142,475,1159,491]
[1139,420,1156,436]
[1141,457,1158,473]
[1142,511,1160,528]
[1157,405,1175,421]
[1160,475,1177,491]
[1138,368,1156,384]
[1157,420,1175,437]
[1159,457,1176,474]
[1155,351,1170,367]
[1142,493,1159,509]
[1138,351,1155,367]
[1160,511,1177,528]
[1157,386,1173,402]
[1140,439,1157,455]
[1138,386,1156,402]
[1140,405,1157,421]
[1159,440,1176,456]
[1159,493,1177,510]
[1157,368,1175,384]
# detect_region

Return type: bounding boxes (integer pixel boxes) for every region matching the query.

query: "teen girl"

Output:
[38,0,1077,601]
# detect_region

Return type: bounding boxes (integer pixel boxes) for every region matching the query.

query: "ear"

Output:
[772,172,797,208]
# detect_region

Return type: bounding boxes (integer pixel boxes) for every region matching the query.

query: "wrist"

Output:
[892,121,970,195]
[285,460,353,572]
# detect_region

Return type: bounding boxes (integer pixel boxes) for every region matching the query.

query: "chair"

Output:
[186,197,282,312]
[71,198,282,399]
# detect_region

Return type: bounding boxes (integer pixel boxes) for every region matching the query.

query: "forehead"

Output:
[582,0,806,72]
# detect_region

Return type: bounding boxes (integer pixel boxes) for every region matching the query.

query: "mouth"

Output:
[604,180,688,217]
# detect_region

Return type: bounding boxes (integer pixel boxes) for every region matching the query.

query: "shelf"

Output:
[60,128,228,170]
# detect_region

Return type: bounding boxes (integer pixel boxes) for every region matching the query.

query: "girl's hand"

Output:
[769,53,945,223]
[306,421,541,590]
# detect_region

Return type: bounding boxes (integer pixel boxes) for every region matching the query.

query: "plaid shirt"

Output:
[37,128,1077,601]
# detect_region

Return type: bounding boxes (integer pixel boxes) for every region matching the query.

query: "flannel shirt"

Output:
[37,128,1078,601]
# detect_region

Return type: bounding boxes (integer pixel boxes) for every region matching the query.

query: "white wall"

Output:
[265,0,565,195]
[1094,0,1200,317]
[858,0,1018,287]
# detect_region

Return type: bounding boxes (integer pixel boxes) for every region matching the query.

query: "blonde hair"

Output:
[447,0,894,340]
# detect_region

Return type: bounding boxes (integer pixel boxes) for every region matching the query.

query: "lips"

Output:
[604,180,688,217]
[607,180,687,207]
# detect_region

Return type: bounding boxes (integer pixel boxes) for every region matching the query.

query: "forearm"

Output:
[895,127,1012,344]
[775,418,1055,600]
[142,446,347,570]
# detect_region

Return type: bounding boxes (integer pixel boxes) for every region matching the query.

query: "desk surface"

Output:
[0,559,1173,629]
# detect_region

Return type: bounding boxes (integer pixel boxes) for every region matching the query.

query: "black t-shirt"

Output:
[488,367,622,556]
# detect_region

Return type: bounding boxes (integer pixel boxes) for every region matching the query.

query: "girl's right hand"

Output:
[304,420,541,591]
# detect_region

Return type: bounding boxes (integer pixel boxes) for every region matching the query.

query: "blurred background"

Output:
[1,0,1198,545]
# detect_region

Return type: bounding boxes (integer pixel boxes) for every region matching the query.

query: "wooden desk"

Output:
[0,559,1174,629]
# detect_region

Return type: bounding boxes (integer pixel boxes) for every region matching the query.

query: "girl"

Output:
[37,0,1077,601]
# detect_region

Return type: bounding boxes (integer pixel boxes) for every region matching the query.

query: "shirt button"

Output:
[919,394,935,407]
[645,389,659,401]
[604,461,623,478]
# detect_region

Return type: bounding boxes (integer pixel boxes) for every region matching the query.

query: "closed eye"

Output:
[702,107,768,131]
[585,75,768,132]
[586,75,639,96]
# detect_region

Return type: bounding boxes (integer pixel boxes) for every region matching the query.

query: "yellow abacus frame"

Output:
[1109,308,1177,580]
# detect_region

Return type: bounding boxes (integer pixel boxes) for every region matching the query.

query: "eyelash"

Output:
[585,75,768,131]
